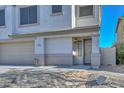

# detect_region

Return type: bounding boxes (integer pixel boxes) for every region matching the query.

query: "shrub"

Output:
[116,44,124,64]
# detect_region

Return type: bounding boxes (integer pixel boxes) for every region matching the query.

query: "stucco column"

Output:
[91,36,101,68]
[34,37,45,66]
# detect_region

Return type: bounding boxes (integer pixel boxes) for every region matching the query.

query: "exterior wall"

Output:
[0,5,101,66]
[0,5,15,39]
[45,37,73,65]
[0,5,101,40]
[76,5,100,27]
[34,37,45,66]
[45,54,72,65]
[35,35,102,66]
[101,47,116,66]
[14,5,72,34]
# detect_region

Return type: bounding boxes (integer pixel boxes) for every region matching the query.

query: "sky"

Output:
[100,5,124,48]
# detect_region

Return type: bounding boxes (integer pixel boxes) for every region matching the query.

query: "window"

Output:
[74,40,82,56]
[20,6,37,25]
[77,41,82,56]
[52,5,62,14]
[0,9,5,26]
[79,6,93,17]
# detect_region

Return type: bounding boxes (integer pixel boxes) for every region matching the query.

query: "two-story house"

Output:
[0,5,101,68]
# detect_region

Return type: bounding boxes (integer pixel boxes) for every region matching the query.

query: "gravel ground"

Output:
[0,65,123,88]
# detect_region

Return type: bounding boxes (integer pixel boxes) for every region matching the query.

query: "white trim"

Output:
[42,31,99,38]
[0,38,35,43]
[71,5,76,28]
[50,12,63,16]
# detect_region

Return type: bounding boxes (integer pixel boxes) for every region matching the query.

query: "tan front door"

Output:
[84,39,92,65]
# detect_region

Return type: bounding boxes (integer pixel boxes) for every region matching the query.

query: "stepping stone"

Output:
[96,76,108,85]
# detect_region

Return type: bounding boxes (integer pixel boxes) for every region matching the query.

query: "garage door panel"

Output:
[45,37,72,65]
[0,42,34,65]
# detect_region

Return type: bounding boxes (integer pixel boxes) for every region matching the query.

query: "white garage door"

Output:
[45,37,72,65]
[0,41,34,65]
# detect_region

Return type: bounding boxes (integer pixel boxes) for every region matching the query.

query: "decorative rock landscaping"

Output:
[0,65,123,88]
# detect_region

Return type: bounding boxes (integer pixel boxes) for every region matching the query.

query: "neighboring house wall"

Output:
[116,18,124,65]
[101,47,116,66]
[117,20,124,45]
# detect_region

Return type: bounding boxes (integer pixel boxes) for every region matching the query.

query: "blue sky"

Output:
[100,5,124,48]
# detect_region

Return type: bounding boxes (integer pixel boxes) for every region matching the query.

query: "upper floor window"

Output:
[20,6,37,25]
[79,6,93,17]
[0,9,5,26]
[52,5,62,14]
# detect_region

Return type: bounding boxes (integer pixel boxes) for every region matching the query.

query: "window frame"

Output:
[0,7,6,28]
[73,40,83,57]
[18,5,40,27]
[77,5,95,19]
[51,5,63,16]
[77,40,83,56]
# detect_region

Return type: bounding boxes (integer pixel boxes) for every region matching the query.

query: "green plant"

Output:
[117,44,124,64]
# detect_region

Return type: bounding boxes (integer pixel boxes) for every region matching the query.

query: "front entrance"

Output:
[73,38,92,65]
[73,38,84,65]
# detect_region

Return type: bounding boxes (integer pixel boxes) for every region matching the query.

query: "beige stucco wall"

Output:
[117,20,124,45]
[101,47,116,66]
